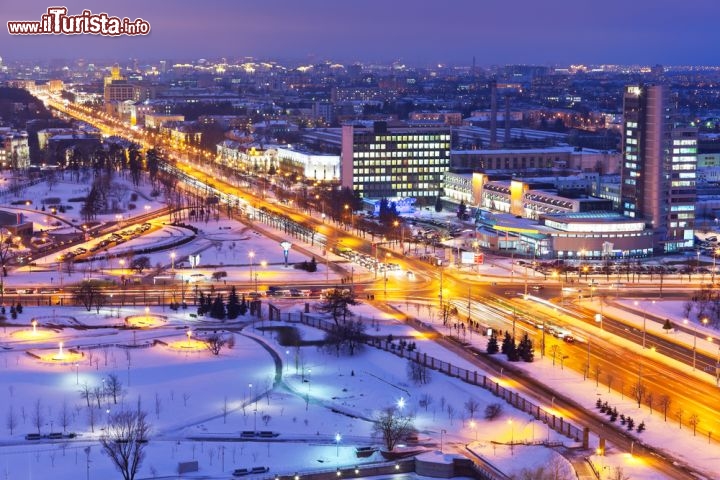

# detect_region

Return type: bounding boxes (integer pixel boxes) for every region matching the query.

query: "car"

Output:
[530,285,543,291]
[232,469,250,477]
[24,433,41,440]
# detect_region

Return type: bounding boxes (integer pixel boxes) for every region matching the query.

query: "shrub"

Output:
[484,403,503,420]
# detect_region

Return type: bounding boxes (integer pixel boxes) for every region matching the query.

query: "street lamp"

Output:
[508,419,514,455]
[634,300,648,349]
[684,319,698,371]
[440,429,447,453]
[119,259,125,276]
[335,433,341,458]
[384,252,391,296]
[470,420,477,441]
[170,252,176,274]
[248,251,255,281]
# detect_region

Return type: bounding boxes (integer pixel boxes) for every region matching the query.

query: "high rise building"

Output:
[621,85,697,253]
[340,121,451,203]
[104,64,138,105]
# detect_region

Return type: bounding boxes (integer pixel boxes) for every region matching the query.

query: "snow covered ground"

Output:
[3,295,716,480]
[0,176,718,479]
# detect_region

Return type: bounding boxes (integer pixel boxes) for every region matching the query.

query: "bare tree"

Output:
[407,360,431,385]
[659,394,671,421]
[317,288,358,325]
[689,414,700,436]
[632,381,645,408]
[607,467,630,480]
[92,386,104,409]
[73,281,103,312]
[446,404,456,425]
[323,319,366,356]
[59,400,71,433]
[645,392,654,414]
[515,457,573,480]
[418,393,433,412]
[464,398,480,419]
[87,406,96,433]
[154,393,161,420]
[104,374,123,405]
[0,228,15,277]
[677,407,684,429]
[79,382,92,408]
[204,333,227,356]
[32,399,43,434]
[372,407,416,452]
[484,403,503,420]
[5,405,17,435]
[99,409,151,480]
[94,293,109,314]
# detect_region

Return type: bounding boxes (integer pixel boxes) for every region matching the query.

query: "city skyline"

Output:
[2,0,720,65]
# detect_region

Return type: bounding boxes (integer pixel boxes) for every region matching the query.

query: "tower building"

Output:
[621,85,697,253]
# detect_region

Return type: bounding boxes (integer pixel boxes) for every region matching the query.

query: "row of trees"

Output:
[486,332,535,362]
[197,286,252,319]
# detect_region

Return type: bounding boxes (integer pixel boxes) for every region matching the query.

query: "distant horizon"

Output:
[4,56,720,70]
[2,0,719,67]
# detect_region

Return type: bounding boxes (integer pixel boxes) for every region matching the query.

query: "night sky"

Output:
[3,0,719,65]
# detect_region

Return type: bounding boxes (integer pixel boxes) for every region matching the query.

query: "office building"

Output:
[621,85,697,253]
[340,122,451,203]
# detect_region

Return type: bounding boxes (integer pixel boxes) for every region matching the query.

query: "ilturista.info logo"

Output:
[8,7,151,36]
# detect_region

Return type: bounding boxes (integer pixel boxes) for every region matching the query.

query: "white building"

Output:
[275,147,340,181]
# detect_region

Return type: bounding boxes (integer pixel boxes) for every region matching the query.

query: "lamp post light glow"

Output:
[397,397,405,411]
[280,241,292,267]
[508,419,514,455]
[335,433,341,458]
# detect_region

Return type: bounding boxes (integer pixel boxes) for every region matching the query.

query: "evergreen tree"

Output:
[239,294,248,316]
[210,294,226,320]
[434,195,443,213]
[226,286,240,319]
[457,200,467,219]
[486,333,499,354]
[500,331,513,355]
[517,333,534,362]
[197,292,207,316]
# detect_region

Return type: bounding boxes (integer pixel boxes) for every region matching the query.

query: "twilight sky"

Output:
[2,0,719,66]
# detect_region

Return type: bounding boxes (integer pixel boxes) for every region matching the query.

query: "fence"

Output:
[282,310,585,444]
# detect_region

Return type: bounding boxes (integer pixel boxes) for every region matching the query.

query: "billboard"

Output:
[461,251,484,264]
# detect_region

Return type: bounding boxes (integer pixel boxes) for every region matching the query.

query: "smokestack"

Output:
[504,95,511,146]
[490,80,498,149]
